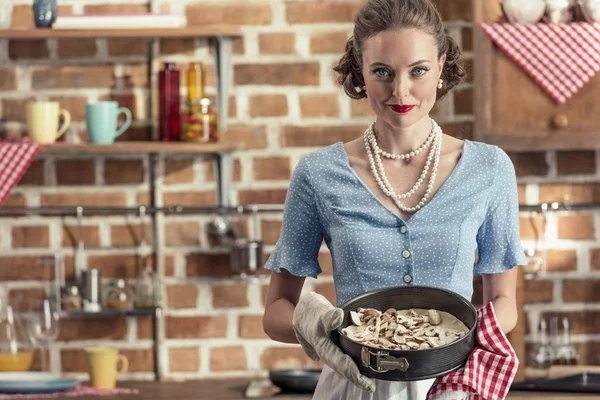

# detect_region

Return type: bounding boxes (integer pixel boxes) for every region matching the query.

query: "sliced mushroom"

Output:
[341,306,468,351]
[350,311,363,326]
[393,332,406,344]
[364,308,379,320]
[427,309,442,326]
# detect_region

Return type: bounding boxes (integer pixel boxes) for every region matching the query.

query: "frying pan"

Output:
[268,368,322,393]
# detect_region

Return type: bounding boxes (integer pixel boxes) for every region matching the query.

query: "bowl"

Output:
[0,352,34,372]
[332,285,477,381]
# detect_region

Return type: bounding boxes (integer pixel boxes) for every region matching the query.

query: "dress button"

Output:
[400,226,408,234]
[403,274,412,283]
[402,250,410,258]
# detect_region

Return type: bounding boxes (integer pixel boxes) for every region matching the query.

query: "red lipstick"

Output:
[389,105,415,113]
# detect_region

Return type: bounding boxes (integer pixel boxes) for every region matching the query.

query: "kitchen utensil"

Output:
[332,286,477,381]
[133,207,160,309]
[75,206,84,278]
[230,206,263,279]
[554,317,578,365]
[501,0,546,23]
[530,318,553,373]
[207,213,235,246]
[268,368,322,393]
[80,270,102,312]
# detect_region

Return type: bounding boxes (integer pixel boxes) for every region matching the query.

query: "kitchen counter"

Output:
[24,380,599,399]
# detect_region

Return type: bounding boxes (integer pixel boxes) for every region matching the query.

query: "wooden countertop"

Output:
[23,380,597,400]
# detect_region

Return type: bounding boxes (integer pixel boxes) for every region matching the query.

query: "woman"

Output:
[262,0,527,398]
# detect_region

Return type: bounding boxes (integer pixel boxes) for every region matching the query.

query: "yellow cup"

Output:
[84,347,128,389]
[26,101,71,144]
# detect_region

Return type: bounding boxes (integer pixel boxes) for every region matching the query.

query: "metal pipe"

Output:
[1,202,600,217]
[0,205,286,216]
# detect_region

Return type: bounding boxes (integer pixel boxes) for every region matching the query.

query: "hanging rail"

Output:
[0,202,599,216]
[0,205,286,216]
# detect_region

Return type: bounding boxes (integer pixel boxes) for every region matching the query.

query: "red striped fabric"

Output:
[0,141,41,207]
[426,302,519,400]
[480,23,600,105]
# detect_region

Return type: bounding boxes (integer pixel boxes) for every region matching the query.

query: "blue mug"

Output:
[86,102,132,144]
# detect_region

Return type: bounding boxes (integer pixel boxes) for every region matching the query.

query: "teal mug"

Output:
[86,102,132,144]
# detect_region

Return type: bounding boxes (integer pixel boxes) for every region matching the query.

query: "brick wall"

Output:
[0,0,599,380]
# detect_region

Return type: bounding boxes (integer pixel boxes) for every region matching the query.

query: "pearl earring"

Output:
[437,79,443,89]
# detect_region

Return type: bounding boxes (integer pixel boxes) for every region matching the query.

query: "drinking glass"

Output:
[24,299,60,372]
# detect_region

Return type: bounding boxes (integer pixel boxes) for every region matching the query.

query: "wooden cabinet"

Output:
[473,4,600,150]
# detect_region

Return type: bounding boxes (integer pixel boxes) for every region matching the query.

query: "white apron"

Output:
[312,365,435,400]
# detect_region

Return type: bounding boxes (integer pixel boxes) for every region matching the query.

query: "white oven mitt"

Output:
[292,291,376,392]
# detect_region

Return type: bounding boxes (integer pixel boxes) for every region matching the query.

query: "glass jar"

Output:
[133,268,161,310]
[105,280,132,311]
[187,63,205,102]
[0,306,34,372]
[181,98,219,143]
[159,62,181,142]
[61,284,81,312]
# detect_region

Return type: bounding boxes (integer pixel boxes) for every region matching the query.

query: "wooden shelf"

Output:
[38,141,240,155]
[0,26,241,39]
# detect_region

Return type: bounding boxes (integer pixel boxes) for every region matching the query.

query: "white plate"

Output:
[0,372,57,382]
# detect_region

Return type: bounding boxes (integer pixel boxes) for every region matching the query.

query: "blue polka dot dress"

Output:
[264,139,527,400]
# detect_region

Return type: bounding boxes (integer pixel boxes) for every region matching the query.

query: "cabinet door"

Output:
[474,29,600,150]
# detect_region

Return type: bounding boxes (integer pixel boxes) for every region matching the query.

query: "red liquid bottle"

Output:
[159,63,181,142]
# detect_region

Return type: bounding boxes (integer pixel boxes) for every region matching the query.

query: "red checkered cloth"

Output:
[0,140,41,207]
[426,302,519,400]
[480,23,600,105]
[0,385,138,399]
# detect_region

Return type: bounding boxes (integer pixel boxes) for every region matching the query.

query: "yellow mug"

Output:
[84,347,128,389]
[26,101,71,144]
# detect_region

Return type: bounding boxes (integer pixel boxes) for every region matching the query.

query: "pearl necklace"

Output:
[373,123,436,160]
[364,120,443,213]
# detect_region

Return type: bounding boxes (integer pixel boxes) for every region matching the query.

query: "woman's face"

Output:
[361,28,445,129]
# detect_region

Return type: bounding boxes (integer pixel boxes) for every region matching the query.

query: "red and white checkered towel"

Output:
[480,23,600,105]
[0,140,40,207]
[426,302,519,400]
[0,385,138,399]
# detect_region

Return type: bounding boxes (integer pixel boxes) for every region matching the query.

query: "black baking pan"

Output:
[269,368,322,393]
[331,285,477,381]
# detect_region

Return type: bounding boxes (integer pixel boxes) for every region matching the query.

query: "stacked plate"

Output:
[0,373,78,394]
